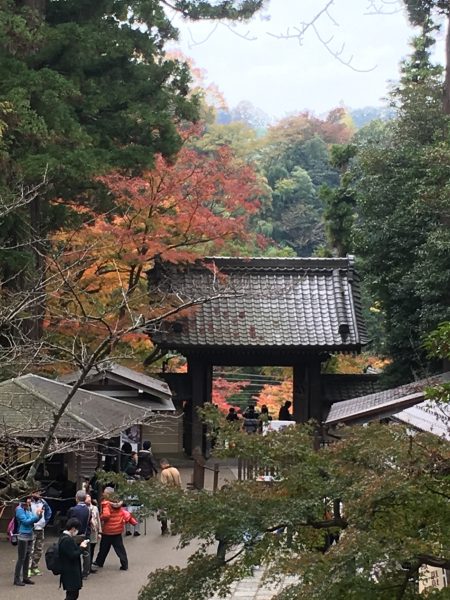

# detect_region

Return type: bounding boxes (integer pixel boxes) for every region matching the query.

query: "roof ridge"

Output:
[13,376,103,435]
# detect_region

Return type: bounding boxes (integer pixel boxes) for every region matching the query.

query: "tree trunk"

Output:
[443,14,450,114]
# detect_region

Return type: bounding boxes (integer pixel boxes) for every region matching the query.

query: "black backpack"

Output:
[45,540,63,575]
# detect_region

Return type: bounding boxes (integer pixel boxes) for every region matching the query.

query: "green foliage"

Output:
[351,28,450,385]
[132,422,450,600]
[254,110,353,256]
[320,144,358,257]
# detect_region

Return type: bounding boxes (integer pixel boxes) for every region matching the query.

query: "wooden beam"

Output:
[293,361,323,423]
[186,359,212,457]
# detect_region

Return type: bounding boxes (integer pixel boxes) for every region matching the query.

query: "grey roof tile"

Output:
[149,257,367,350]
[324,372,450,425]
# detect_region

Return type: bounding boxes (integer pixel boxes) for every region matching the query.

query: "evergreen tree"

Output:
[0,0,263,337]
[354,22,450,385]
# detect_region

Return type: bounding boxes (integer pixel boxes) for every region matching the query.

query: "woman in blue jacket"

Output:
[14,495,43,586]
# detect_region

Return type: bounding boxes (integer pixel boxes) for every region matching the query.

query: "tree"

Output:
[270,166,324,255]
[402,0,450,113]
[255,109,354,256]
[44,127,268,364]
[0,0,264,340]
[352,23,450,385]
[212,377,250,413]
[104,418,450,600]
[320,143,357,257]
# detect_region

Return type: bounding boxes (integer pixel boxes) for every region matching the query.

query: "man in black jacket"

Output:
[59,517,89,600]
[67,491,91,579]
[137,441,158,480]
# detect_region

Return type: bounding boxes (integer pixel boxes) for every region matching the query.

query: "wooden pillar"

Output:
[293,363,306,423]
[186,359,212,457]
[293,361,322,423]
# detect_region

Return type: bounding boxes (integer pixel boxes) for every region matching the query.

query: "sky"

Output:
[168,0,446,120]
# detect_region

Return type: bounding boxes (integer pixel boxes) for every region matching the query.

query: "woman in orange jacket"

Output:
[92,488,137,571]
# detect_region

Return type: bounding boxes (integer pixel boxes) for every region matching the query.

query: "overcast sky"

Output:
[169,0,445,120]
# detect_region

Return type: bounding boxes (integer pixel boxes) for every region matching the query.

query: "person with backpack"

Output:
[13,495,44,586]
[59,517,89,600]
[137,440,158,480]
[29,489,52,577]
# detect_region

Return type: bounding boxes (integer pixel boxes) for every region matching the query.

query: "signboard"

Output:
[419,565,448,593]
[262,420,296,435]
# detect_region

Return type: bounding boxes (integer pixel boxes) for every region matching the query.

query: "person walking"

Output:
[29,489,52,577]
[92,487,135,571]
[85,494,101,573]
[137,440,158,480]
[67,491,91,579]
[59,517,89,600]
[159,458,182,535]
[14,495,43,586]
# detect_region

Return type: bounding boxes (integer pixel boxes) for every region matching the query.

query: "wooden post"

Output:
[187,359,212,457]
[213,463,219,492]
[293,363,306,422]
[293,361,323,423]
[192,459,205,490]
[192,446,205,490]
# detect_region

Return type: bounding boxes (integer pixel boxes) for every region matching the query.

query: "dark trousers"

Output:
[65,591,79,600]
[14,538,33,583]
[81,548,90,577]
[94,534,128,569]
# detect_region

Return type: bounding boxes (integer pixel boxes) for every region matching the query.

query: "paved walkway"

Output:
[0,464,297,599]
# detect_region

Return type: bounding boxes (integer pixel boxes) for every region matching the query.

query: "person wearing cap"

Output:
[29,489,52,577]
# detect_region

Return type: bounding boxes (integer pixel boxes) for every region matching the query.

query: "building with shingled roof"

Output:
[147,256,370,454]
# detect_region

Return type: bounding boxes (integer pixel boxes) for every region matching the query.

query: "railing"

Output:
[189,460,220,492]
[237,458,279,481]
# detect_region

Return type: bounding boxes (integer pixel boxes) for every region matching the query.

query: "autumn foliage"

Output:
[212,377,250,413]
[45,129,268,362]
[267,108,354,146]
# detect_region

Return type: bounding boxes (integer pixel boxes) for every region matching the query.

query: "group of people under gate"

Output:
[10,439,182,600]
[226,400,293,434]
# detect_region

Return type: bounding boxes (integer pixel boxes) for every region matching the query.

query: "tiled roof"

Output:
[324,372,450,425]
[59,362,173,404]
[321,374,380,406]
[149,256,368,351]
[0,374,154,439]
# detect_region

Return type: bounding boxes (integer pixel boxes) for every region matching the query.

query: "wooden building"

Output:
[147,256,369,454]
[59,362,179,455]
[0,373,155,488]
